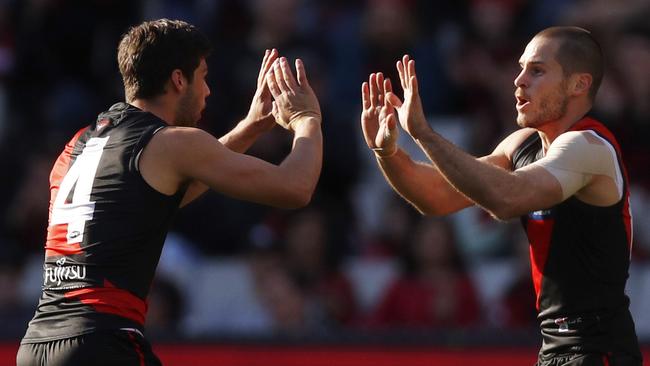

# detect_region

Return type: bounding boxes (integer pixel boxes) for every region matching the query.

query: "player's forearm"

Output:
[277,116,323,207]
[414,130,521,220]
[377,148,472,215]
[218,118,267,153]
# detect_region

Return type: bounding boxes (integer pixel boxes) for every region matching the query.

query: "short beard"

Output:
[517,81,569,129]
[174,89,199,127]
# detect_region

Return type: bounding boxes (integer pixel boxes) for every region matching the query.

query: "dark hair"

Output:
[535,26,604,101]
[117,19,211,101]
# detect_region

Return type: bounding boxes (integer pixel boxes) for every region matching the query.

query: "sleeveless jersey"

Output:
[512,116,641,358]
[22,103,185,343]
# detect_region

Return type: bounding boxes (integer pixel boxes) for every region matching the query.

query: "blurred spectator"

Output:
[252,250,309,334]
[360,194,419,258]
[0,260,34,337]
[497,232,537,329]
[279,206,358,329]
[3,153,52,259]
[146,277,185,339]
[368,217,480,329]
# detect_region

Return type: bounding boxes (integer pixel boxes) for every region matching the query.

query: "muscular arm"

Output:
[145,117,322,209]
[375,148,510,216]
[181,49,280,206]
[413,127,563,220]
[381,55,567,220]
[180,118,274,206]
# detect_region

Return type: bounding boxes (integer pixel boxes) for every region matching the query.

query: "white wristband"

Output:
[372,147,397,158]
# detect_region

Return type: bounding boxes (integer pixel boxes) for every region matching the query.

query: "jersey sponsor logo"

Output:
[44,257,87,288]
[554,316,583,333]
[529,209,553,220]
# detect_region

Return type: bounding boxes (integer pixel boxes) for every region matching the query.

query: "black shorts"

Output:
[535,352,642,366]
[16,330,162,366]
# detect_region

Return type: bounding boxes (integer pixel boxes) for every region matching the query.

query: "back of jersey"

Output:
[22,103,185,343]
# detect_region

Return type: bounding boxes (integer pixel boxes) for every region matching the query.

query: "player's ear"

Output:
[169,69,186,93]
[569,73,592,97]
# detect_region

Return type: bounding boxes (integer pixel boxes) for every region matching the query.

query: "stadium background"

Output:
[0,0,649,364]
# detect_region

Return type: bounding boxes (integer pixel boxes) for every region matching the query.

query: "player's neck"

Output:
[537,100,592,152]
[130,96,178,126]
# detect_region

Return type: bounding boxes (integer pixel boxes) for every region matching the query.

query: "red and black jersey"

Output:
[22,103,186,343]
[513,116,641,358]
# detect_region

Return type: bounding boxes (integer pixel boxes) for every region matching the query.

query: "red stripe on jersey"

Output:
[527,218,555,310]
[127,331,146,366]
[45,127,88,258]
[64,280,147,325]
[622,191,633,253]
[44,223,83,256]
[570,117,633,251]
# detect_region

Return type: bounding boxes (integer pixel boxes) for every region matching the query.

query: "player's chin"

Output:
[516,112,539,128]
[516,114,529,128]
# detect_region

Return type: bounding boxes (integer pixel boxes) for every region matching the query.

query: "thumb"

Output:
[386,112,398,131]
[386,92,403,108]
[381,113,399,147]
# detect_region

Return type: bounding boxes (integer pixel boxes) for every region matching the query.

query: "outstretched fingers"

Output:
[384,77,393,103]
[407,59,419,94]
[368,73,378,109]
[258,49,278,87]
[295,59,311,89]
[362,82,370,110]
[272,59,290,93]
[279,57,299,93]
[265,68,282,99]
[396,61,406,91]
[384,73,403,108]
[375,72,385,106]
[383,78,395,113]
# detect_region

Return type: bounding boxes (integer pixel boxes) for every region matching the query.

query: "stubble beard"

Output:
[174,89,202,127]
[517,83,569,129]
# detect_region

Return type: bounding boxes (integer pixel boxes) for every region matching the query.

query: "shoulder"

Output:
[489,128,537,169]
[554,130,611,147]
[144,127,228,170]
[494,128,536,154]
[544,130,618,174]
[547,130,608,156]
[137,127,226,194]
[149,126,220,151]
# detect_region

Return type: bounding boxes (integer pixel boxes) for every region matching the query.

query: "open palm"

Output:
[361,72,398,156]
[386,55,428,139]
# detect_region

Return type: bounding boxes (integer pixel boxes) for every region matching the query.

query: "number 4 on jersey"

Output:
[49,137,109,252]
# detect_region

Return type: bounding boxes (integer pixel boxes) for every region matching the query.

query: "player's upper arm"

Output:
[161,127,311,209]
[493,130,620,220]
[530,130,622,204]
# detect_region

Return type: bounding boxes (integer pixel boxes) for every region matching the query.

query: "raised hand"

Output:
[244,49,279,131]
[361,73,398,157]
[265,57,321,131]
[386,55,429,139]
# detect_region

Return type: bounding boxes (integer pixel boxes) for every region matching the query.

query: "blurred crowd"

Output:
[1,0,649,343]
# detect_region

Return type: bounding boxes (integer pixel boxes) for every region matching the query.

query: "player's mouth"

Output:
[515,94,530,110]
